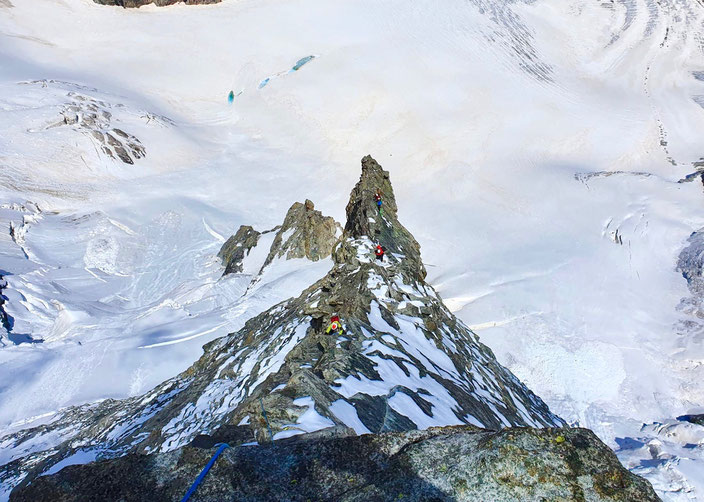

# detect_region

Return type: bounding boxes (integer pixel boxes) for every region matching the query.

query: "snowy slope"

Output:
[1,0,704,499]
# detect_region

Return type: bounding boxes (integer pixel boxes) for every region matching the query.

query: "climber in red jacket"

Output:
[374,192,383,213]
[375,245,385,262]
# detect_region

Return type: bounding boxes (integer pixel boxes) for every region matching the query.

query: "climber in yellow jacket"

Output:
[325,315,344,335]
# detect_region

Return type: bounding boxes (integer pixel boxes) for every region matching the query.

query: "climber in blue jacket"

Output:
[374,191,382,213]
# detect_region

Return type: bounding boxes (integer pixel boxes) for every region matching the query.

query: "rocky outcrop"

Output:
[677,229,704,319]
[335,155,426,281]
[10,426,659,502]
[218,225,263,275]
[2,156,565,495]
[262,199,340,268]
[93,0,220,7]
[218,199,340,277]
[0,275,11,340]
[677,413,704,426]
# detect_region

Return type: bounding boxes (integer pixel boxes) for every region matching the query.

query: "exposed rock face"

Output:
[677,229,704,319]
[93,0,220,7]
[677,413,704,426]
[1,156,564,495]
[0,275,11,340]
[262,199,340,268]
[335,155,426,281]
[218,199,340,277]
[10,426,660,502]
[218,225,262,275]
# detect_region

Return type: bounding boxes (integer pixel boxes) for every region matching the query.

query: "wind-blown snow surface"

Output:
[1,0,704,499]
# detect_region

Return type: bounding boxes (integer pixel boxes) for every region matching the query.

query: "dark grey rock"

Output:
[218,225,261,275]
[335,155,426,281]
[678,231,704,291]
[218,199,340,277]
[677,414,704,426]
[10,426,660,502]
[262,199,340,269]
[0,275,11,337]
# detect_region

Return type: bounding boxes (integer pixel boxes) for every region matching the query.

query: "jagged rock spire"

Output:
[218,226,261,275]
[219,199,340,277]
[336,155,426,281]
[262,199,339,268]
[0,156,565,495]
[343,155,399,237]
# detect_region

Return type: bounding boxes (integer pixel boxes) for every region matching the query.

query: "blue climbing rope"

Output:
[181,401,273,500]
[180,442,230,502]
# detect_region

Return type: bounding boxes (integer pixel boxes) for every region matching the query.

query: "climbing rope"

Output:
[180,442,230,502]
[180,397,273,501]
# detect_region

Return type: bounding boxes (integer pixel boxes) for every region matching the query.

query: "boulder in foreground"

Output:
[11,425,660,502]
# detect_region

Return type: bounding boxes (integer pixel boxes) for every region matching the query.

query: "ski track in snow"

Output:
[1,0,704,498]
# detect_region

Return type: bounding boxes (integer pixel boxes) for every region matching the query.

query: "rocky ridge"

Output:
[218,199,340,277]
[2,156,565,496]
[10,425,660,502]
[218,225,265,275]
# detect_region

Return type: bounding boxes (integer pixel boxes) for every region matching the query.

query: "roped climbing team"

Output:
[374,191,385,262]
[325,190,389,336]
